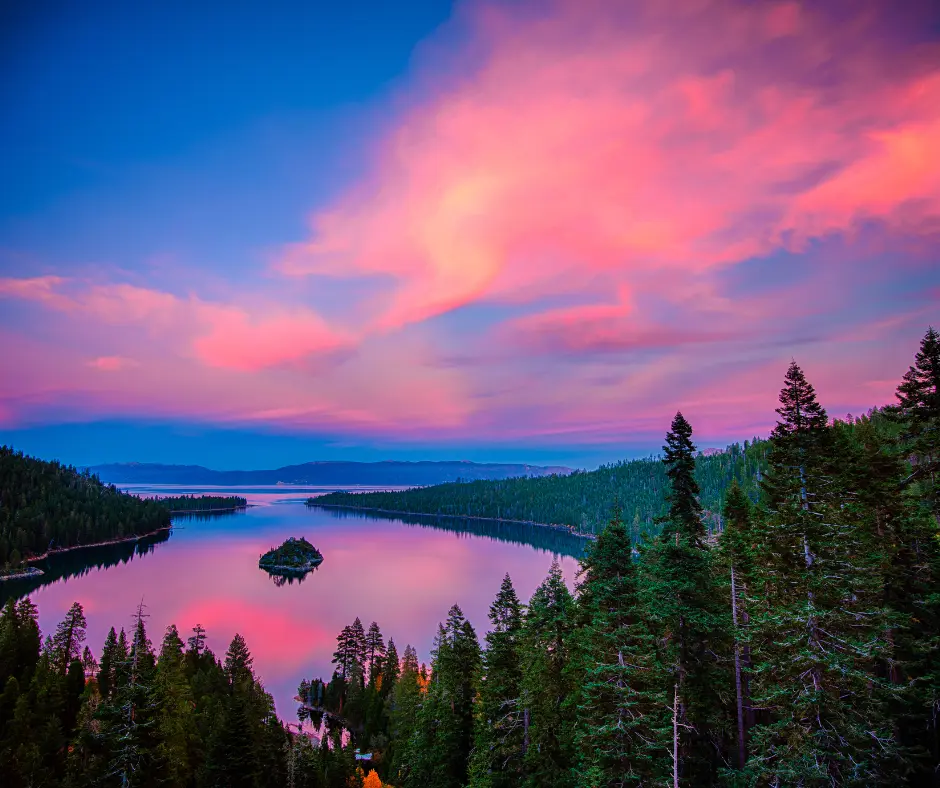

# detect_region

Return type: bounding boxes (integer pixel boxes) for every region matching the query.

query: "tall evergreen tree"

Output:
[469,573,525,788]
[639,412,729,786]
[388,644,422,783]
[747,363,897,785]
[51,602,87,674]
[96,606,158,787]
[350,618,368,679]
[892,326,940,521]
[365,622,386,688]
[97,627,119,701]
[381,638,400,697]
[332,625,356,682]
[153,624,195,785]
[573,512,665,787]
[520,562,576,788]
[403,606,480,788]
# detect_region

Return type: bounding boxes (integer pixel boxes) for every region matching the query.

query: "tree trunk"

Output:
[731,564,746,768]
[673,683,680,788]
[523,706,529,757]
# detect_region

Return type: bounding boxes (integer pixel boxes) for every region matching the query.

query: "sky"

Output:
[1,0,938,470]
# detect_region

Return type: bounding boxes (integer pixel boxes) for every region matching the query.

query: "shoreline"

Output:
[0,567,45,582]
[259,560,323,573]
[308,502,596,540]
[167,505,248,514]
[20,525,174,564]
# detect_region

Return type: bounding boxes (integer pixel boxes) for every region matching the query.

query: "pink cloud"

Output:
[192,306,351,371]
[1,1,937,448]
[87,355,139,372]
[279,0,940,334]
[0,276,347,372]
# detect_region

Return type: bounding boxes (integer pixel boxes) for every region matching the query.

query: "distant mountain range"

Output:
[88,460,573,487]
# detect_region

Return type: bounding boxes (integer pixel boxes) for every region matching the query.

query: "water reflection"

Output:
[8,497,584,722]
[322,507,589,558]
[263,566,320,587]
[0,530,171,606]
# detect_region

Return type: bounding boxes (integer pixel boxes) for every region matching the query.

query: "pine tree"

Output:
[661,413,706,545]
[225,633,254,688]
[365,622,386,688]
[153,624,195,785]
[351,618,368,680]
[892,326,940,521]
[207,633,263,787]
[97,627,119,700]
[746,363,897,785]
[520,562,576,788]
[469,574,525,788]
[388,644,423,783]
[403,606,480,788]
[51,602,87,674]
[97,604,159,787]
[332,625,356,682]
[573,512,666,787]
[382,639,400,697]
[639,412,729,786]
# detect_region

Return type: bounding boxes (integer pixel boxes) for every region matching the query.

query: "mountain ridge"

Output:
[88,459,573,486]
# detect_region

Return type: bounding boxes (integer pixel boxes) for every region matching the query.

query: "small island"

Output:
[259,536,323,574]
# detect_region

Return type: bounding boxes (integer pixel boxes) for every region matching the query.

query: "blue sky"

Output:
[1,0,938,470]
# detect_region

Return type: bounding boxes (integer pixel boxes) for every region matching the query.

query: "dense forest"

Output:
[1,327,937,787]
[0,598,379,787]
[0,448,171,571]
[298,327,940,787]
[152,495,248,513]
[312,439,770,536]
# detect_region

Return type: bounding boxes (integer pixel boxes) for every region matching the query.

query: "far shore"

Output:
[308,501,597,540]
[166,505,248,514]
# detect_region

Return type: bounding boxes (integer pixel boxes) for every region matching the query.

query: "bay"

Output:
[3,485,587,722]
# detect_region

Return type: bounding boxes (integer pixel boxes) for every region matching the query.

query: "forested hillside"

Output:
[312,439,770,536]
[295,327,940,788]
[0,447,170,571]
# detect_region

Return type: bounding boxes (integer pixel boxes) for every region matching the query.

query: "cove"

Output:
[3,487,586,723]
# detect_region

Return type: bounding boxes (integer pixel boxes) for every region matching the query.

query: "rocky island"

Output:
[258,536,323,574]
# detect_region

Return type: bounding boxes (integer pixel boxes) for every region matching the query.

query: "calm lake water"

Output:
[3,486,586,722]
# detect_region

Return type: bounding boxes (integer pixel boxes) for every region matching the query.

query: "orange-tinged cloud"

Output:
[279,0,940,334]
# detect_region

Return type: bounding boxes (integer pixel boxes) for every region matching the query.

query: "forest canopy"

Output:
[0,448,171,571]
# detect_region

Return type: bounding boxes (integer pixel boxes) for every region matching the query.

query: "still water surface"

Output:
[3,486,586,722]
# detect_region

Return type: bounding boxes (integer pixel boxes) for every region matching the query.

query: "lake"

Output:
[2,486,587,722]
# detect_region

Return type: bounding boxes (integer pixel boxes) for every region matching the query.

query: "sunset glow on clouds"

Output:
[1,0,938,464]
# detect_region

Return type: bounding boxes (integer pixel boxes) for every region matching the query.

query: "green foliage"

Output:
[639,414,730,786]
[0,600,288,788]
[469,574,525,788]
[520,562,576,788]
[572,514,667,786]
[0,446,171,569]
[312,440,769,536]
[258,536,324,570]
[152,494,248,512]
[890,325,940,520]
